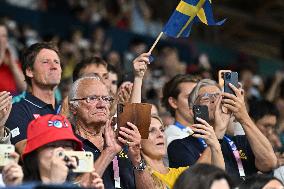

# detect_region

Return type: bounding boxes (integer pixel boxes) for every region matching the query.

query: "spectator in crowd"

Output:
[0,21,26,95]
[0,91,12,144]
[72,56,109,85]
[22,114,104,188]
[107,64,119,96]
[141,114,224,189]
[238,174,283,189]
[1,152,23,187]
[71,55,132,116]
[130,53,224,189]
[173,163,233,189]
[161,74,199,146]
[168,79,277,185]
[249,99,281,151]
[249,100,284,184]
[5,42,62,154]
[68,75,149,189]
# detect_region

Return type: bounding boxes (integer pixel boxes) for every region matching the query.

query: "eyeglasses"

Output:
[196,93,220,103]
[70,95,114,104]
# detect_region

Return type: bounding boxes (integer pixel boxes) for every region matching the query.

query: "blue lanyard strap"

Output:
[174,121,207,148]
[174,121,187,130]
[223,136,245,178]
[198,138,208,148]
[56,105,62,114]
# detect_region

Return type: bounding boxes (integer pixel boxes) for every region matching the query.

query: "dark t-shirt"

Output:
[6,92,60,144]
[168,135,258,184]
[75,134,135,189]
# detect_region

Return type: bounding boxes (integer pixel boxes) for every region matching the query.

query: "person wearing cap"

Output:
[6,42,62,154]
[22,114,104,188]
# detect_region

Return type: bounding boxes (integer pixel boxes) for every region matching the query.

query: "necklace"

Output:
[77,126,104,149]
[77,126,100,140]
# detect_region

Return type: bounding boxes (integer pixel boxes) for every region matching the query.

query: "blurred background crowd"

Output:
[1,0,284,168]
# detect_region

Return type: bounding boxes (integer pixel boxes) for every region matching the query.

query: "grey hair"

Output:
[69,75,102,107]
[188,79,220,107]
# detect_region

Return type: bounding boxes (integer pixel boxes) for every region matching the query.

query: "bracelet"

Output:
[133,158,147,171]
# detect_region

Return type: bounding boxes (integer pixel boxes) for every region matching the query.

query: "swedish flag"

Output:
[163,0,225,38]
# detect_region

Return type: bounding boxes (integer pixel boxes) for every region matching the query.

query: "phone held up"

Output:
[223,71,238,95]
[193,105,209,124]
[61,151,94,173]
[0,144,15,169]
[218,70,231,88]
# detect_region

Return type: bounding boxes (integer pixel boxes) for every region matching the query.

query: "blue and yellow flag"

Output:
[163,0,225,38]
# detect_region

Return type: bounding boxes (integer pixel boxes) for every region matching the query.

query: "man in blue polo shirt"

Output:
[5,42,62,154]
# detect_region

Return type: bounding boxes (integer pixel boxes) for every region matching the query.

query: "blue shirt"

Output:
[6,92,60,144]
[168,135,257,185]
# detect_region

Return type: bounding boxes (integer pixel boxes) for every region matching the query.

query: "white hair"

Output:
[69,75,102,107]
[189,79,220,107]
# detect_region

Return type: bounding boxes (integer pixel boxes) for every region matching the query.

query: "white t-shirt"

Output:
[165,124,193,146]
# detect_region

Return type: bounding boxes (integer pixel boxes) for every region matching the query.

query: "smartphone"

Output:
[117,103,151,139]
[63,151,93,173]
[218,70,231,88]
[224,72,238,95]
[193,105,209,124]
[0,144,15,168]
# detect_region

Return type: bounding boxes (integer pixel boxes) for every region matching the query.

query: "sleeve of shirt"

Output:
[5,103,31,145]
[168,138,199,168]
[234,135,258,174]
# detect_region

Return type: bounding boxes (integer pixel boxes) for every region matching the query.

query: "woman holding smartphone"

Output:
[22,114,104,188]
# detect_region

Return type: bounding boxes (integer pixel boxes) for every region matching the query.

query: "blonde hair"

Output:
[151,114,165,128]
[144,115,167,188]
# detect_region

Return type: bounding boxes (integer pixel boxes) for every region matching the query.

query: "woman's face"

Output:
[263,179,284,189]
[210,178,230,189]
[141,117,166,159]
[195,85,221,122]
[37,140,75,173]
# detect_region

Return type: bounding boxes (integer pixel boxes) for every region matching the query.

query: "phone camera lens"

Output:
[225,73,231,79]
[195,107,201,115]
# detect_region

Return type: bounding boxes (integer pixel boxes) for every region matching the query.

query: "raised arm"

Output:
[192,117,225,170]
[118,122,156,189]
[0,91,12,143]
[266,71,284,102]
[222,83,277,171]
[130,53,150,103]
[4,49,27,92]
[93,120,122,177]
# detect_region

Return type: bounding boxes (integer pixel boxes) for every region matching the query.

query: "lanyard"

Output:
[174,121,193,134]
[56,104,62,114]
[113,155,121,188]
[174,121,207,148]
[223,136,245,178]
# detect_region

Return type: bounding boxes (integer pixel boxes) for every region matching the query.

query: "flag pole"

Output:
[148,32,163,54]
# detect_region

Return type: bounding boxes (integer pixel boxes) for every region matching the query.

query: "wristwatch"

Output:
[133,158,147,171]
